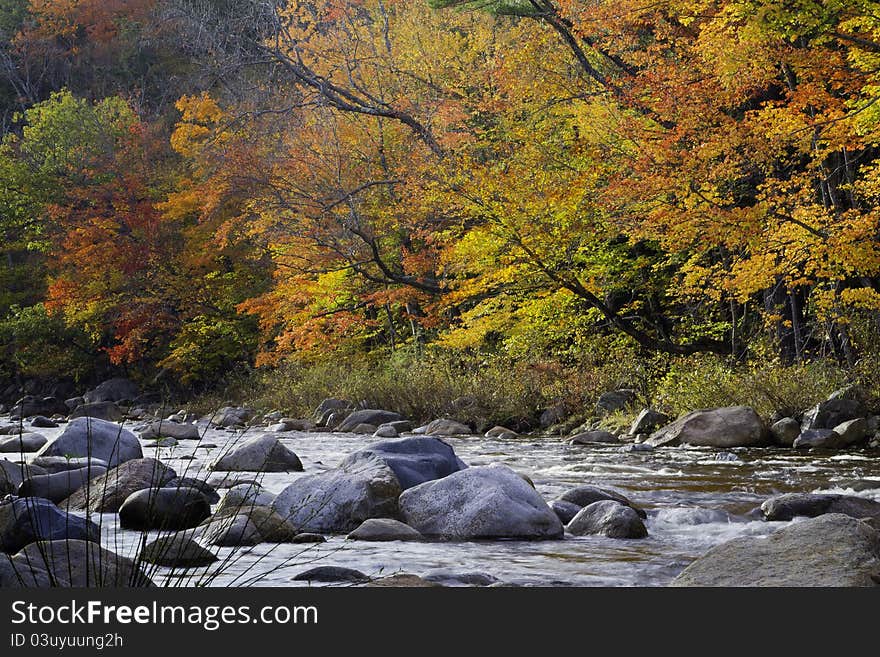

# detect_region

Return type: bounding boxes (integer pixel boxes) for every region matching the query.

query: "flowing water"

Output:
[8,419,880,587]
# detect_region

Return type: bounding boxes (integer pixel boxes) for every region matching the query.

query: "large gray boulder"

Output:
[209,434,303,472]
[338,436,466,490]
[139,421,201,441]
[761,493,880,522]
[630,409,671,435]
[398,464,563,540]
[569,430,618,445]
[0,497,101,553]
[18,466,107,503]
[119,487,212,531]
[31,456,108,474]
[83,378,139,404]
[1,540,153,587]
[647,406,768,448]
[424,418,472,436]
[11,396,68,418]
[36,417,142,467]
[199,506,298,546]
[801,398,866,431]
[337,410,404,433]
[556,485,647,519]
[567,500,648,538]
[770,417,800,447]
[62,458,176,512]
[0,459,46,495]
[0,432,47,453]
[671,514,880,586]
[139,532,217,568]
[271,453,401,533]
[69,402,123,422]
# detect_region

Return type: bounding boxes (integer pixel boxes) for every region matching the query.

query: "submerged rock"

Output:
[556,485,647,519]
[292,566,368,583]
[761,493,880,522]
[347,518,424,542]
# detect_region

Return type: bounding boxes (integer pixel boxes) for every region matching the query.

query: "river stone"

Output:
[83,378,139,404]
[200,506,298,546]
[567,500,648,538]
[351,423,377,435]
[0,497,101,553]
[314,398,354,423]
[367,574,442,587]
[70,401,123,422]
[801,398,866,431]
[211,406,255,428]
[373,424,399,438]
[31,456,108,474]
[3,540,153,587]
[424,570,500,586]
[556,485,647,519]
[338,436,467,490]
[671,514,880,586]
[29,416,57,428]
[271,453,402,533]
[647,406,768,448]
[139,532,217,568]
[630,409,670,435]
[540,404,567,429]
[770,417,801,447]
[36,417,142,467]
[398,464,563,540]
[268,418,316,432]
[139,421,201,441]
[347,518,424,542]
[0,460,46,494]
[832,418,868,447]
[209,433,303,472]
[292,566,368,583]
[18,466,108,503]
[425,418,472,436]
[163,477,220,504]
[793,428,841,449]
[216,483,275,513]
[63,457,177,512]
[485,426,518,439]
[550,500,583,525]
[569,430,618,445]
[337,410,404,433]
[119,486,212,531]
[596,389,638,414]
[761,493,880,522]
[0,432,47,453]
[292,533,326,544]
[11,396,68,418]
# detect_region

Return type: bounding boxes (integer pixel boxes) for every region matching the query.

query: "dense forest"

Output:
[2,0,880,424]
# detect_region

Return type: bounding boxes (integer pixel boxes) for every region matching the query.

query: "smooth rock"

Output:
[556,485,647,519]
[0,432,47,453]
[647,406,768,448]
[338,436,466,490]
[569,430,618,445]
[761,493,880,522]
[209,434,303,472]
[567,500,648,538]
[139,421,201,441]
[347,518,424,542]
[550,500,582,525]
[337,410,404,433]
[832,418,868,447]
[366,574,441,587]
[372,425,399,438]
[63,458,176,512]
[119,487,212,531]
[31,456,108,474]
[0,497,101,553]
[163,477,220,504]
[18,466,107,503]
[0,460,46,494]
[424,418,472,436]
[36,417,142,467]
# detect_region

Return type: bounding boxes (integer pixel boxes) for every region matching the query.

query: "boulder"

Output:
[69,402,123,422]
[338,436,467,490]
[199,506,297,546]
[567,500,648,538]
[0,432,47,453]
[292,566,368,583]
[31,456,108,474]
[271,454,401,533]
[2,540,153,587]
[485,426,519,439]
[770,417,800,447]
[347,518,424,542]
[119,487,212,531]
[163,477,220,504]
[36,417,142,467]
[629,409,670,436]
[351,423,377,435]
[761,493,880,522]
[832,418,868,447]
[556,485,647,519]
[209,434,303,472]
[373,425,399,438]
[647,406,768,448]
[337,410,404,433]
[596,389,638,414]
[267,419,316,432]
[11,396,67,418]
[29,416,57,428]
[215,483,275,513]
[671,514,880,586]
[139,532,217,568]
[0,497,101,553]
[314,399,354,424]
[83,378,139,404]
[18,466,107,503]
[425,418,472,436]
[139,421,201,441]
[539,404,567,428]
[63,458,176,512]
[398,464,563,540]
[550,500,582,525]
[569,430,618,445]
[210,406,255,428]
[793,429,842,449]
[801,398,866,431]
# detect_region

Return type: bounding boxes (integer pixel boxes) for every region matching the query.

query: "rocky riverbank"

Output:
[0,378,879,587]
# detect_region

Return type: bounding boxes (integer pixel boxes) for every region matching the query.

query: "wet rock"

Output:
[339,436,467,490]
[351,423,378,435]
[671,514,880,586]
[485,426,518,439]
[0,432,47,453]
[18,466,107,503]
[69,401,123,422]
[119,487,212,531]
[596,389,638,414]
[647,406,768,448]
[770,417,800,447]
[215,483,274,513]
[550,500,582,525]
[2,540,153,587]
[0,497,101,553]
[337,410,404,433]
[63,458,176,512]
[292,566,368,583]
[424,570,499,586]
[793,429,842,449]
[209,434,303,472]
[569,430,618,445]
[163,477,219,504]
[31,456,108,474]
[556,485,647,519]
[761,493,880,522]
[291,533,326,544]
[271,454,401,533]
[567,500,648,538]
[801,398,866,431]
[36,417,142,467]
[347,518,424,542]
[372,424,399,438]
[832,418,868,447]
[425,418,472,436]
[399,464,563,540]
[83,378,139,404]
[630,409,670,435]
[139,421,201,441]
[139,532,217,568]
[29,416,57,429]
[367,574,441,587]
